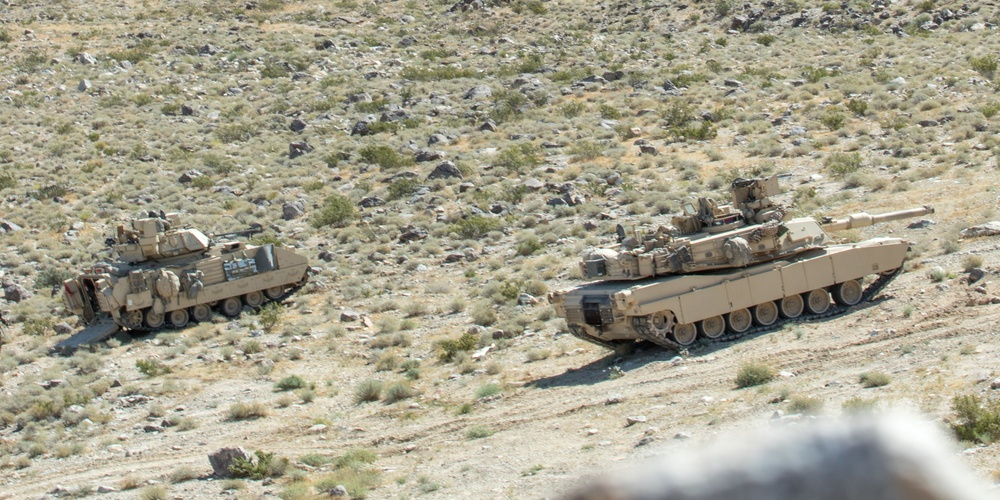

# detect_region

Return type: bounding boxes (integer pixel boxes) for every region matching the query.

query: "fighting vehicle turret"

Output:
[57,212,310,350]
[582,176,933,281]
[551,176,933,351]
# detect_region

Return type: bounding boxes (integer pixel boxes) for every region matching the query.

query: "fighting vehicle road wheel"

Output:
[752,301,779,326]
[833,280,863,306]
[220,297,243,317]
[264,286,285,301]
[699,315,726,339]
[145,310,165,329]
[726,308,753,334]
[168,309,190,328]
[805,289,831,314]
[672,323,698,346]
[779,295,804,319]
[244,291,264,308]
[191,304,211,323]
[122,309,144,330]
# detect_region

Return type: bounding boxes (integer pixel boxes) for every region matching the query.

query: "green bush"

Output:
[962,255,984,271]
[450,216,503,238]
[789,396,824,415]
[820,108,846,131]
[0,173,16,190]
[354,379,383,404]
[190,176,214,190]
[35,268,74,289]
[824,152,862,176]
[230,450,288,479]
[735,362,775,388]
[466,425,494,439]
[400,66,477,81]
[982,102,1000,119]
[313,194,357,228]
[516,235,544,256]
[859,371,891,388]
[387,178,422,200]
[358,144,414,169]
[383,381,418,403]
[951,394,1000,444]
[438,332,479,362]
[755,34,777,46]
[136,359,170,377]
[257,302,283,331]
[494,143,542,172]
[476,383,502,399]
[842,396,879,414]
[275,375,306,392]
[847,99,869,116]
[971,55,998,79]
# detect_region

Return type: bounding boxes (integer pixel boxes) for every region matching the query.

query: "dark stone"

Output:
[290,118,307,132]
[351,120,373,136]
[359,196,386,208]
[399,226,429,243]
[289,141,314,159]
[208,447,253,478]
[415,149,444,162]
[427,161,463,180]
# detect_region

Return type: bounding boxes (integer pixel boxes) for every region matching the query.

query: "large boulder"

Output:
[208,447,253,478]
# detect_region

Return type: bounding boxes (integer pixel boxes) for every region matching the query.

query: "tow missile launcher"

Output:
[550,176,933,351]
[58,212,311,350]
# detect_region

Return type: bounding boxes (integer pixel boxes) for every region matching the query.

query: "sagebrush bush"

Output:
[354,379,383,404]
[383,381,418,403]
[951,394,1000,444]
[275,375,306,392]
[438,332,479,362]
[735,362,775,388]
[228,402,268,421]
[313,194,357,228]
[859,371,891,388]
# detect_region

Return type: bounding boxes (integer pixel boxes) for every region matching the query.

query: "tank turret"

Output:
[57,212,309,349]
[581,176,933,281]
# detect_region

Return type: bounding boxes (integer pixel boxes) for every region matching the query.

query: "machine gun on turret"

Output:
[208,223,264,244]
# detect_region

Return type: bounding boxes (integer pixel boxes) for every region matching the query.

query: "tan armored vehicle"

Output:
[58,212,310,349]
[550,176,933,350]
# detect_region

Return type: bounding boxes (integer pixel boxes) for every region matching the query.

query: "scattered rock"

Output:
[427,161,463,180]
[464,85,492,100]
[399,225,429,243]
[907,219,935,229]
[673,432,691,440]
[289,141,314,159]
[178,170,204,184]
[340,311,361,322]
[351,120,373,136]
[78,79,91,91]
[480,120,498,132]
[3,279,32,303]
[77,52,97,65]
[209,447,253,478]
[636,436,655,447]
[308,424,328,434]
[96,486,118,493]
[961,222,1000,238]
[626,416,647,427]
[517,293,538,306]
[327,485,349,497]
[606,394,625,405]
[0,219,22,233]
[143,424,163,433]
[290,118,307,133]
[415,149,444,162]
[990,378,1000,390]
[282,200,305,220]
[359,196,386,208]
[968,268,986,283]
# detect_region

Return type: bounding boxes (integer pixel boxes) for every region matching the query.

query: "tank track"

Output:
[628,267,904,351]
[567,326,629,350]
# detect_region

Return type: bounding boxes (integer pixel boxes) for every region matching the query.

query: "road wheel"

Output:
[122,309,144,330]
[779,294,804,319]
[726,308,753,334]
[699,315,726,339]
[832,279,863,306]
[244,291,264,308]
[168,309,190,328]
[805,289,831,314]
[191,304,211,323]
[752,301,779,326]
[672,323,698,346]
[220,297,242,317]
[264,286,285,301]
[649,311,674,337]
[144,310,165,329]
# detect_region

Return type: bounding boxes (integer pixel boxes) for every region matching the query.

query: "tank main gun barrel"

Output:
[821,206,934,231]
[208,224,263,242]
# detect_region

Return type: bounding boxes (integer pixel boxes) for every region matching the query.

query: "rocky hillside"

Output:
[3,0,1000,498]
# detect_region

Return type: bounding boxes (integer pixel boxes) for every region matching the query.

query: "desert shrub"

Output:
[190,176,214,190]
[982,102,1000,119]
[494,143,542,172]
[354,379,383,404]
[387,178,422,200]
[401,359,421,380]
[312,194,357,228]
[927,266,948,282]
[516,235,544,256]
[789,396,824,415]
[314,449,381,499]
[824,152,862,176]
[241,340,263,354]
[214,122,259,143]
[257,302,283,331]
[476,383,502,399]
[438,332,479,361]
[859,371,891,388]
[228,402,268,420]
[559,102,586,118]
[802,66,837,83]
[358,144,414,169]
[35,268,74,289]
[450,216,503,238]
[139,485,168,500]
[489,89,528,123]
[526,349,550,362]
[842,396,879,414]
[735,362,775,388]
[470,303,498,326]
[962,255,984,272]
[951,394,1000,444]
[820,108,846,131]
[375,350,400,372]
[275,375,307,392]
[136,359,170,377]
[169,466,199,483]
[400,66,477,81]
[230,450,288,479]
[599,104,622,119]
[970,55,998,79]
[466,425,494,439]
[755,34,777,46]
[0,173,16,190]
[847,99,869,116]
[383,381,418,403]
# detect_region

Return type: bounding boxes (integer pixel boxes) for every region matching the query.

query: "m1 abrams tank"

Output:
[549,176,933,351]
[58,212,310,349]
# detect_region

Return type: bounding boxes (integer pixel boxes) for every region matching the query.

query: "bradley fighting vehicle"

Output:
[57,212,310,350]
[549,175,933,350]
